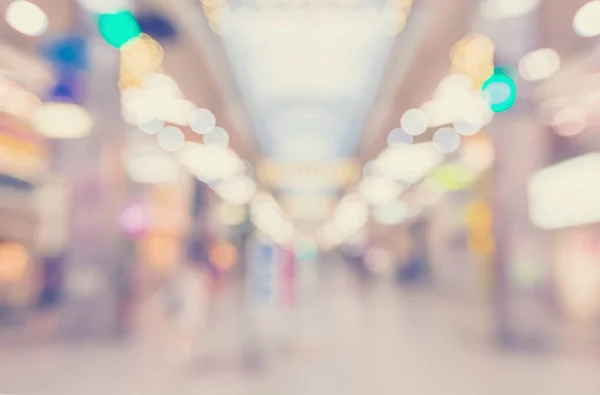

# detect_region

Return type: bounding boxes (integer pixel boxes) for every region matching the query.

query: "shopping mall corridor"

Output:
[1,264,600,395]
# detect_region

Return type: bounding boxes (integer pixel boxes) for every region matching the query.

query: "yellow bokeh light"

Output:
[468,231,495,256]
[209,242,238,271]
[450,34,495,88]
[119,34,164,91]
[465,201,493,230]
[216,201,247,226]
[144,235,178,270]
[0,242,29,282]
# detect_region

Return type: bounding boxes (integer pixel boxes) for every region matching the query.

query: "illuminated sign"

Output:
[529,153,600,230]
[0,113,47,181]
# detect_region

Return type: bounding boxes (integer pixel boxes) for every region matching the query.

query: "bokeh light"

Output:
[428,163,475,191]
[482,67,517,112]
[189,108,216,134]
[432,127,461,153]
[156,126,185,152]
[137,118,164,134]
[97,10,141,48]
[573,1,600,37]
[0,242,28,283]
[216,201,247,226]
[203,127,230,148]
[550,107,587,137]
[480,0,540,19]
[79,0,132,13]
[214,176,256,205]
[32,103,93,139]
[401,108,429,136]
[387,127,414,146]
[518,48,561,82]
[209,242,238,271]
[5,0,48,36]
[360,176,403,206]
[372,200,408,225]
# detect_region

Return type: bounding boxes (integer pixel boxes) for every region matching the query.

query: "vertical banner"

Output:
[247,238,281,307]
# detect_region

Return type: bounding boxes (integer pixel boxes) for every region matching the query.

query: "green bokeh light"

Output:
[97,11,141,49]
[428,163,475,191]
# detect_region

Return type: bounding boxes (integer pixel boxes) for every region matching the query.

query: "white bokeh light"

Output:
[401,108,429,136]
[334,194,369,235]
[573,1,600,37]
[387,128,414,146]
[203,127,230,148]
[190,108,216,134]
[32,103,93,139]
[452,116,482,136]
[518,48,561,82]
[178,143,245,180]
[214,176,256,205]
[551,107,587,137]
[433,127,461,153]
[372,200,408,225]
[78,0,132,13]
[480,0,540,19]
[156,126,185,152]
[360,176,403,206]
[137,118,164,135]
[6,0,48,36]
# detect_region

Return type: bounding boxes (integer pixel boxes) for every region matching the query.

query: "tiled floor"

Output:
[1,271,600,395]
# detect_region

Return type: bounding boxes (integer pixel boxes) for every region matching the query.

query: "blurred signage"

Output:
[40,34,87,70]
[555,229,600,321]
[248,239,280,306]
[528,153,600,230]
[0,113,47,182]
[40,35,87,105]
[136,12,177,42]
[35,177,70,255]
[0,75,42,119]
[257,159,359,190]
[281,194,334,221]
[48,69,84,103]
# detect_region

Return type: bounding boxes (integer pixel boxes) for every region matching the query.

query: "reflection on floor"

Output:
[1,267,600,395]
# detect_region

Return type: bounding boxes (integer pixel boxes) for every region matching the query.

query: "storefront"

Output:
[0,112,48,317]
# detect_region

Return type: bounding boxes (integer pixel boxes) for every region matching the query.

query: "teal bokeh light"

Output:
[97,11,141,48]
[482,67,517,113]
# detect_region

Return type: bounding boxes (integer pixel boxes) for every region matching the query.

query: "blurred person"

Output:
[395,220,430,286]
[30,253,65,343]
[166,262,209,363]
